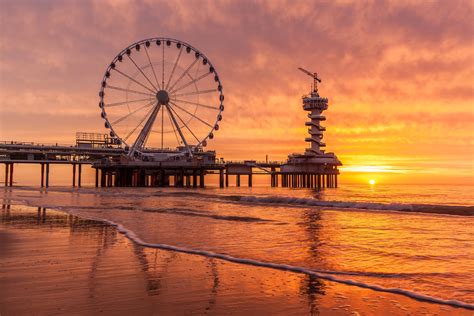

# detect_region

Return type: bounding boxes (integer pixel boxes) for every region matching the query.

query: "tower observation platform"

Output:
[280,68,342,188]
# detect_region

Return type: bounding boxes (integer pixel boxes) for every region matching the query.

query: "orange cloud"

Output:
[0,0,473,184]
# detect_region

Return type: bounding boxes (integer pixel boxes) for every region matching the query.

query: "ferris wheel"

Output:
[98,37,224,159]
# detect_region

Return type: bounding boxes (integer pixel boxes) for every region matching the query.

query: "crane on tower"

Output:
[298,67,321,93]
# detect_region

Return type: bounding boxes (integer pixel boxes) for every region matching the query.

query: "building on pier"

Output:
[279,68,342,188]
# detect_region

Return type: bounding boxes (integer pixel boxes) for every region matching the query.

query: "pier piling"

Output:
[40,164,45,187]
[9,163,13,186]
[72,163,76,187]
[4,163,9,187]
[219,169,224,188]
[78,164,82,187]
[45,163,50,188]
[199,170,205,188]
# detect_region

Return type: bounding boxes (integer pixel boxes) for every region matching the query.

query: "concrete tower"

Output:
[303,90,328,156]
[279,68,342,188]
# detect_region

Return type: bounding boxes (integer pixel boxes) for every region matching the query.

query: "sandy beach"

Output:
[0,204,470,315]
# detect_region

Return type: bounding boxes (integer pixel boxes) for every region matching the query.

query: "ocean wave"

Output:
[234,195,474,216]
[4,186,473,216]
[141,207,275,223]
[4,196,275,224]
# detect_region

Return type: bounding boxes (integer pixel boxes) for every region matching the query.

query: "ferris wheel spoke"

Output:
[165,104,191,151]
[107,85,155,97]
[111,100,155,125]
[173,88,218,98]
[123,105,156,142]
[165,46,183,90]
[127,54,159,91]
[113,68,156,94]
[161,105,164,149]
[167,58,199,93]
[168,104,201,143]
[144,46,161,90]
[105,97,154,107]
[165,107,181,146]
[169,72,212,95]
[169,101,213,128]
[194,61,200,78]
[162,44,165,88]
[172,98,219,110]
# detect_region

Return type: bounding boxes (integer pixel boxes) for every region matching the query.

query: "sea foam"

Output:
[63,207,474,311]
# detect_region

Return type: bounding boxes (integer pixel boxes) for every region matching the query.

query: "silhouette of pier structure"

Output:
[0,140,338,189]
[1,37,340,189]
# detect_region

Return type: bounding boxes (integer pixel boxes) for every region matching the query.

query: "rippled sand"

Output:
[1,205,470,315]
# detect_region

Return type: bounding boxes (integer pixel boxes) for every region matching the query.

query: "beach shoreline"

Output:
[1,204,472,315]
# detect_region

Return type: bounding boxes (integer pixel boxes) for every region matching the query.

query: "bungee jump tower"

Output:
[280,68,342,188]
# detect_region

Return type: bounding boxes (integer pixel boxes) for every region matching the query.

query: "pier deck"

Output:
[1,142,338,189]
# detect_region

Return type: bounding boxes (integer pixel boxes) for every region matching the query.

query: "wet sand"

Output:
[0,204,471,315]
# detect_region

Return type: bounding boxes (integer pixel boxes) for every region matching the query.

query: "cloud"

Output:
[0,0,473,181]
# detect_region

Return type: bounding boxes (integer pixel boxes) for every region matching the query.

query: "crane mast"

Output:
[298,67,321,93]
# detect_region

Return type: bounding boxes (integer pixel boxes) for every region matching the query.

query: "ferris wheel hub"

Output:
[156,90,170,105]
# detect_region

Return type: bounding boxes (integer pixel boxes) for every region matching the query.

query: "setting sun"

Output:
[369,179,376,185]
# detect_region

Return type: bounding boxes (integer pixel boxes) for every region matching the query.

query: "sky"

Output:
[0,0,473,184]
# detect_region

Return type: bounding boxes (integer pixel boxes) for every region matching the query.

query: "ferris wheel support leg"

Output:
[165,104,192,156]
[128,104,161,159]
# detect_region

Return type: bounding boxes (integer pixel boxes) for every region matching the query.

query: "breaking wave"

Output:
[233,195,474,216]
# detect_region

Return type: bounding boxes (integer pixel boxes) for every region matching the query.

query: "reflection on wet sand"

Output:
[299,209,326,315]
[0,203,469,315]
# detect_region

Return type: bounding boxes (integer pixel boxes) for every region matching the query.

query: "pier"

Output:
[0,141,338,189]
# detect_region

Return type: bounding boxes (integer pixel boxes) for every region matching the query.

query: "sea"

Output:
[1,182,473,309]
